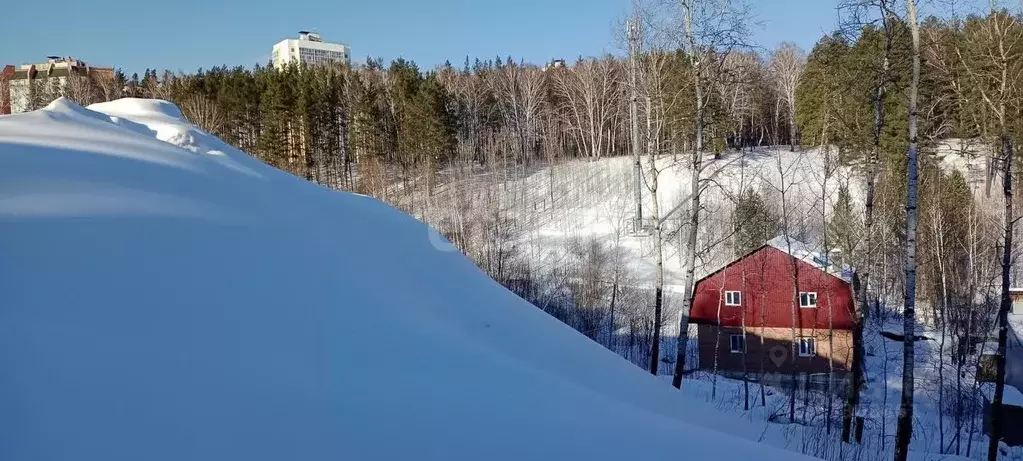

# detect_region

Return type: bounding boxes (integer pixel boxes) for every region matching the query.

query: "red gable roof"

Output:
[690,244,856,330]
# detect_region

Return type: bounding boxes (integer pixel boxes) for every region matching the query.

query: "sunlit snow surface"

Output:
[0,98,814,461]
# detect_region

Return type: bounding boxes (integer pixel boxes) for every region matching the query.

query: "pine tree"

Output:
[258,68,293,169]
[128,72,140,98]
[731,188,779,256]
[826,184,862,268]
[795,33,848,148]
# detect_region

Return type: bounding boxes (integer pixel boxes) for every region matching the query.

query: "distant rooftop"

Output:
[16,56,111,71]
[8,57,113,80]
[297,31,324,42]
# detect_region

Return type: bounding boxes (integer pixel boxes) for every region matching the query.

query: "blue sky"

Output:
[2,0,840,75]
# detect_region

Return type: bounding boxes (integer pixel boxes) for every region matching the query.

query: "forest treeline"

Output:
[24,10,1021,200]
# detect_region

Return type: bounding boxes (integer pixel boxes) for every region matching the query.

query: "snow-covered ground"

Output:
[417,147,860,331]
[418,139,995,304]
[663,313,992,461]
[933,139,992,190]
[0,98,827,461]
[409,140,1012,460]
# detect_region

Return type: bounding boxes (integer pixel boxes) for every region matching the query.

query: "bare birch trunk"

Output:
[629,16,644,227]
[894,2,920,459]
[647,95,665,375]
[843,7,892,443]
[988,135,1014,461]
[671,1,703,389]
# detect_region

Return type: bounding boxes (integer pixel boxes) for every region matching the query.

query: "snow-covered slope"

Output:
[416,147,858,332]
[0,98,814,461]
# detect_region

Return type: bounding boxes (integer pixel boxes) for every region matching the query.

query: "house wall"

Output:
[690,246,856,330]
[10,78,33,114]
[698,324,853,375]
[985,400,1023,446]
[0,65,12,115]
[9,76,69,114]
[1013,297,1023,315]
[1006,315,1023,391]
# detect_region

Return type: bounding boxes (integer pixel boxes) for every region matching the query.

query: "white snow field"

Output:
[422,147,858,281]
[0,98,816,461]
[414,145,861,337]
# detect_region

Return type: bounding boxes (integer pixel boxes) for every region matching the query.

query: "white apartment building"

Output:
[271,32,351,69]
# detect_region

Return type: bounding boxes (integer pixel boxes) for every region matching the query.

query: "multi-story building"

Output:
[271,32,351,69]
[690,236,856,393]
[4,57,114,114]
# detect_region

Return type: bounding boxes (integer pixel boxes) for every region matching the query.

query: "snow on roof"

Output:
[1006,303,1023,338]
[1005,386,1023,407]
[766,235,853,282]
[0,99,814,461]
[982,383,1023,407]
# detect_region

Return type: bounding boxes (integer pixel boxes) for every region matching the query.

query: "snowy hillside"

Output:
[415,147,859,330]
[399,141,1006,461]
[0,98,816,461]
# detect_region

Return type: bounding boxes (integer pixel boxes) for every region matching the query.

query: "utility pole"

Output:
[628,13,644,231]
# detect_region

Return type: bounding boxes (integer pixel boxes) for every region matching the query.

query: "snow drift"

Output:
[0,98,814,461]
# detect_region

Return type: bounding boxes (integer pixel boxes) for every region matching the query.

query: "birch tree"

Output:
[838,0,898,442]
[894,1,921,460]
[971,13,1023,457]
[768,42,806,151]
[62,74,100,107]
[935,8,1023,458]
[552,57,624,160]
[669,0,756,390]
[489,59,546,164]
[716,52,760,151]
[181,94,226,135]
[639,48,687,374]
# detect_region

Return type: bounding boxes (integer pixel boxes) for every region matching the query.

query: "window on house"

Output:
[798,337,816,357]
[799,292,818,308]
[725,291,741,306]
[729,334,746,353]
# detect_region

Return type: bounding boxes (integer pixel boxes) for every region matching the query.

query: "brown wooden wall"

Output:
[697,324,853,375]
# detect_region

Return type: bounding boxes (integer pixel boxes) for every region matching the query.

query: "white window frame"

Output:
[799,291,818,308]
[729,334,746,353]
[798,337,816,357]
[725,291,741,306]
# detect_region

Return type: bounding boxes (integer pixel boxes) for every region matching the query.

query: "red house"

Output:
[690,237,856,385]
